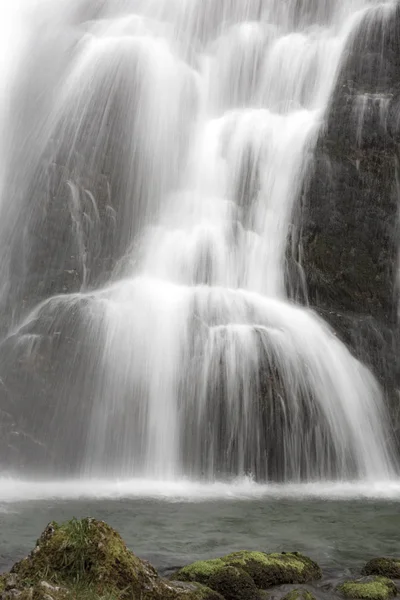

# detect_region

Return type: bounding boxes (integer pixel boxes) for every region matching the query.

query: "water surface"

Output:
[1,479,399,577]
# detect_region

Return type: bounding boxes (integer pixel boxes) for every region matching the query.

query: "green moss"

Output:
[208,565,260,600]
[193,584,224,600]
[4,518,220,600]
[22,580,221,600]
[0,575,5,593]
[171,551,321,589]
[169,581,224,600]
[338,577,397,600]
[362,559,400,579]
[11,517,160,598]
[173,559,226,584]
[282,590,316,600]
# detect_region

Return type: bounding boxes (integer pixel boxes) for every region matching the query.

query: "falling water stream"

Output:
[0,0,398,487]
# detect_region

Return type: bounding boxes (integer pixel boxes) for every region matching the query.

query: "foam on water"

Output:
[0,478,400,504]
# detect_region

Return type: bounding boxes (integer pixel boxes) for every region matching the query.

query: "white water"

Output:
[0,0,398,484]
[1,478,400,504]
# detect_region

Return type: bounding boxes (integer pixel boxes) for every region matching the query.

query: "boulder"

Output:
[207,565,260,600]
[0,518,221,600]
[171,551,321,590]
[337,576,397,600]
[362,558,400,579]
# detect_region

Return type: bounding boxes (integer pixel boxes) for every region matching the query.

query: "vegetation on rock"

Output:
[337,576,397,600]
[0,518,221,600]
[362,559,400,579]
[207,565,260,600]
[171,550,321,589]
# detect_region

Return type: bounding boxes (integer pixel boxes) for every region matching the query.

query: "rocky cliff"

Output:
[294,4,400,445]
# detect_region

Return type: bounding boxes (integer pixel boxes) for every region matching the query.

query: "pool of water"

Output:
[0,479,399,578]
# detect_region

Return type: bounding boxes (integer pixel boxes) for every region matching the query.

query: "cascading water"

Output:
[0,0,397,482]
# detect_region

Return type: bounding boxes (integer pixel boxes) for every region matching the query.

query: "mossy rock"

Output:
[1,518,220,600]
[1,573,69,599]
[171,550,321,589]
[362,559,400,579]
[1,580,221,600]
[282,590,316,600]
[157,580,224,600]
[9,518,159,598]
[207,565,260,600]
[337,576,397,600]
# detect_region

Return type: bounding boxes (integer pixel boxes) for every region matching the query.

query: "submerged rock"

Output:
[0,518,220,600]
[362,558,400,579]
[171,550,322,590]
[337,576,397,600]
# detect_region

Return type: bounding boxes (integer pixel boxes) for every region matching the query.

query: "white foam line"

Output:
[0,478,400,503]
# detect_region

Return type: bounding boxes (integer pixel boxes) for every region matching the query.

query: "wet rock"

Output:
[0,300,106,476]
[171,551,322,589]
[300,143,397,322]
[295,0,400,444]
[159,581,223,600]
[337,576,397,600]
[207,565,261,600]
[362,558,400,579]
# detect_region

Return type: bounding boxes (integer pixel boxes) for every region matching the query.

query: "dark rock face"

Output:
[0,296,104,475]
[1,4,399,477]
[294,3,400,443]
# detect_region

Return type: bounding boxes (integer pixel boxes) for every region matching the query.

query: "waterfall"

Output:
[0,0,397,481]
